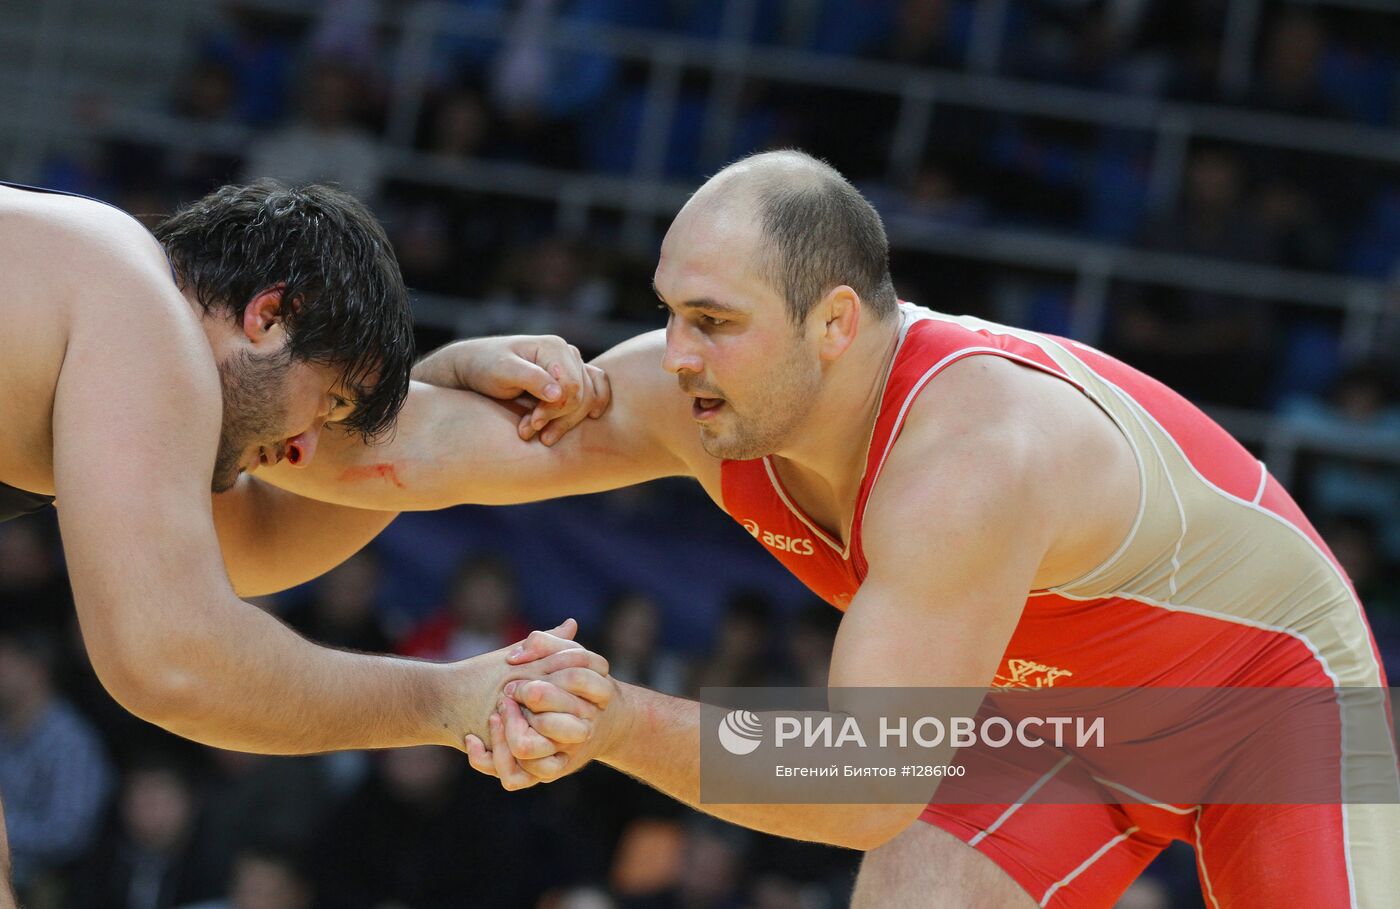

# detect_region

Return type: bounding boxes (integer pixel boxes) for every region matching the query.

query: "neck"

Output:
[770,309,904,499]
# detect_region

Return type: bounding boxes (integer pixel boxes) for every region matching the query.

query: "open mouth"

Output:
[692,397,725,420]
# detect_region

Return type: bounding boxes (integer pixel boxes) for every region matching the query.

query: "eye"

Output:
[700,314,727,328]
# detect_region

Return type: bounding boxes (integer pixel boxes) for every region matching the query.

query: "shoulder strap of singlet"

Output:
[0,180,178,280]
[846,308,1085,576]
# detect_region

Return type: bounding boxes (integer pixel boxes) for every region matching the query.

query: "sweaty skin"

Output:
[259,323,1139,855]
[250,155,1139,868]
[0,185,609,805]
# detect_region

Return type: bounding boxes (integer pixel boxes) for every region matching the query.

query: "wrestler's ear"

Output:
[241,284,290,346]
[817,285,860,363]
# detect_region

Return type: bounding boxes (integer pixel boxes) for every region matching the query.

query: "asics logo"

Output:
[741,519,816,556]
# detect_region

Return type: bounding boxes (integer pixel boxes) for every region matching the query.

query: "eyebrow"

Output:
[652,280,744,314]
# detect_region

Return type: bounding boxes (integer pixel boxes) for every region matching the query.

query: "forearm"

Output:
[602,683,909,851]
[213,476,399,596]
[109,598,483,755]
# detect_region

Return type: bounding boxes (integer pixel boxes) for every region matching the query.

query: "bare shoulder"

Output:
[866,353,1138,588]
[0,189,203,489]
[1,187,181,330]
[1,187,169,275]
[594,330,721,487]
[866,356,1055,544]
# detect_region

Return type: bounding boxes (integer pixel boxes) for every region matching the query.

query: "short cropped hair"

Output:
[154,181,413,440]
[736,151,897,324]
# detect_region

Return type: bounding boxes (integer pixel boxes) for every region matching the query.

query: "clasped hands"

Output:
[467,621,622,791]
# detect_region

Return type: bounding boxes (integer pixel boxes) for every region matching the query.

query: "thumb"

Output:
[506,618,579,664]
[549,617,579,641]
[505,357,563,403]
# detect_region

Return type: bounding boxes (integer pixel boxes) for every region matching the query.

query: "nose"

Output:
[284,427,321,468]
[662,319,703,376]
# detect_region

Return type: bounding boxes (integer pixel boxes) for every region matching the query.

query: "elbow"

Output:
[837,804,925,852]
[88,644,206,731]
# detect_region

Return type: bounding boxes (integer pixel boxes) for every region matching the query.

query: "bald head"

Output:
[685,150,897,324]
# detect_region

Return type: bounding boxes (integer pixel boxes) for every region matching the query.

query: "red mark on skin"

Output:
[338,462,406,488]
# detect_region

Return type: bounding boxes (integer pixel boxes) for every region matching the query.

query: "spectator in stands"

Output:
[177,845,313,909]
[1283,364,1400,557]
[74,755,222,908]
[595,592,688,695]
[198,4,300,127]
[474,234,617,346]
[1325,514,1399,615]
[1249,13,1341,119]
[784,601,841,688]
[688,590,784,693]
[1143,0,1230,103]
[243,57,383,203]
[282,549,392,653]
[1255,177,1337,272]
[616,819,747,909]
[195,749,338,891]
[312,745,563,907]
[398,553,527,661]
[0,629,111,895]
[426,87,492,159]
[863,162,986,228]
[162,60,245,199]
[1110,147,1277,406]
[0,519,70,632]
[880,0,969,68]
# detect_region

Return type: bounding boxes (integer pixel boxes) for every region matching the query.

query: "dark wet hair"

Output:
[154,181,413,440]
[730,150,897,324]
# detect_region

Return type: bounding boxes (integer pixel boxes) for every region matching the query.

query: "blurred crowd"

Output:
[12,0,1400,907]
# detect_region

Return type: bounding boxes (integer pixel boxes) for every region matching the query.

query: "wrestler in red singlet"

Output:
[720,303,1396,908]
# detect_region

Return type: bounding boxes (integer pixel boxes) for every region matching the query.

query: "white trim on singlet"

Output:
[761,457,844,554]
[1038,827,1140,907]
[856,346,1088,555]
[758,309,917,560]
[1103,383,1187,598]
[1193,807,1223,909]
[1087,773,1222,908]
[884,319,1151,597]
[1087,367,1399,909]
[1052,585,1340,684]
[968,755,1074,848]
[1252,460,1269,506]
[1065,367,1382,687]
[1089,777,1196,814]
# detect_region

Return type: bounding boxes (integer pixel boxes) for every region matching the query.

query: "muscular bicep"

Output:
[829,424,1049,691]
[259,331,697,509]
[212,477,398,596]
[52,271,236,696]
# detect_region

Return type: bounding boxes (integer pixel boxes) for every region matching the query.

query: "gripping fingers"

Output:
[519,751,571,781]
[464,733,499,777]
[513,645,608,677]
[585,363,611,419]
[545,667,615,709]
[521,704,592,746]
[490,712,540,791]
[506,621,581,664]
[500,698,557,761]
[512,679,598,722]
[532,354,612,445]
